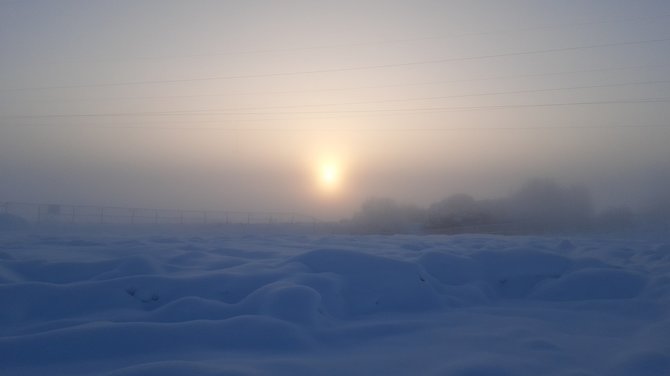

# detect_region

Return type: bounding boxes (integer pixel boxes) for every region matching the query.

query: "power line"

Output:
[5,37,670,92]
[9,64,670,104]
[115,79,670,112]
[44,13,670,63]
[4,98,669,120]
[228,80,670,111]
[3,122,668,132]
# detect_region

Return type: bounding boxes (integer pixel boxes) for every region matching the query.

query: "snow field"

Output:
[0,231,669,375]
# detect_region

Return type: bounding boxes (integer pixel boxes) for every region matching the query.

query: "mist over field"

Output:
[1,1,670,220]
[1,2,670,376]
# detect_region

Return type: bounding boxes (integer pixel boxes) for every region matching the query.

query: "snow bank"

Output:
[0,231,668,375]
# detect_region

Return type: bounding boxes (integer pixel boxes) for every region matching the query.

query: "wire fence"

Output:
[0,201,318,227]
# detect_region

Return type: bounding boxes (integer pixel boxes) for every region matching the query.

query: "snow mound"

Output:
[472,248,572,298]
[418,251,479,285]
[104,361,252,376]
[531,268,646,301]
[293,249,441,315]
[0,232,668,375]
[0,316,311,368]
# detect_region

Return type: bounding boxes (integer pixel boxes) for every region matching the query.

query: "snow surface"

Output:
[1,230,669,375]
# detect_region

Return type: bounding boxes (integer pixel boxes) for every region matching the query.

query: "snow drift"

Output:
[0,231,669,375]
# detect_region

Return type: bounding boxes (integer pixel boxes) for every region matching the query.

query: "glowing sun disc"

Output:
[318,164,340,191]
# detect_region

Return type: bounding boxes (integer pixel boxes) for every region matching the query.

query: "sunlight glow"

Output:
[318,163,340,192]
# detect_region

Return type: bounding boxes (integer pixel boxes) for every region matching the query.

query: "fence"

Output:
[0,201,318,227]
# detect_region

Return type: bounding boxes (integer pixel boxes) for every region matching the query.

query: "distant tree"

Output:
[428,194,488,228]
[478,198,509,224]
[353,197,425,234]
[348,178,598,234]
[508,178,593,231]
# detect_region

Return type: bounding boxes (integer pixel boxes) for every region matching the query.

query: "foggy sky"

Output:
[1,0,670,219]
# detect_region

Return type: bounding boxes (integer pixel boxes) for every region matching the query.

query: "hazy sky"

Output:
[1,0,670,219]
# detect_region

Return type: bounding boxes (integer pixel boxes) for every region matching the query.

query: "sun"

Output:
[322,165,337,184]
[317,163,340,192]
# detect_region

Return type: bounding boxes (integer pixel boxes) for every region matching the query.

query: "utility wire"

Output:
[6,78,670,117]
[211,80,670,111]
[8,64,670,103]
[5,37,670,92]
[124,79,670,111]
[3,122,668,132]
[46,13,670,62]
[3,98,670,120]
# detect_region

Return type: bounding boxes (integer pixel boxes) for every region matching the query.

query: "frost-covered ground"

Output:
[1,229,669,375]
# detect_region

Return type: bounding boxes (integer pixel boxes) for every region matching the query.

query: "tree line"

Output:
[347,178,668,234]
